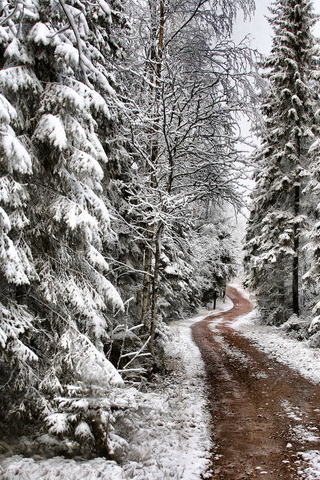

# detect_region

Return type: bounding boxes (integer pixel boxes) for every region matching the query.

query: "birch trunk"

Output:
[141,1,165,332]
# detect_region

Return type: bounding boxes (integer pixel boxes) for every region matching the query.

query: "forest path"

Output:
[192,286,320,480]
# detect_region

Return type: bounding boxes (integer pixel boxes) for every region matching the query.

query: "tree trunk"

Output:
[213,290,217,310]
[149,223,163,354]
[141,0,165,330]
[141,226,153,330]
[292,184,300,316]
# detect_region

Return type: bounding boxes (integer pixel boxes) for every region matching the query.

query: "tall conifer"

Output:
[0,0,126,453]
[244,0,320,323]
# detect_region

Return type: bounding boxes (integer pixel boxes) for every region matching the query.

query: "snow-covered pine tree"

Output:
[0,0,129,455]
[244,0,320,324]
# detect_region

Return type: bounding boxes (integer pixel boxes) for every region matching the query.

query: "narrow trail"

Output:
[192,286,320,480]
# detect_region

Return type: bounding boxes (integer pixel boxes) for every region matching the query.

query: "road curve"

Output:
[192,285,320,480]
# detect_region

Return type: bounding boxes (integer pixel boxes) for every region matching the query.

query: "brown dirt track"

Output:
[192,286,320,480]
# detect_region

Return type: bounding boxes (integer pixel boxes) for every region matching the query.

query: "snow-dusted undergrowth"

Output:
[0,308,214,480]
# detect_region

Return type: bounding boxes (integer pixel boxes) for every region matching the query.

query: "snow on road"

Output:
[202,283,320,479]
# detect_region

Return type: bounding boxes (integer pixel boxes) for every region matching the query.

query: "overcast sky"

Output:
[232,0,320,142]
[234,0,320,55]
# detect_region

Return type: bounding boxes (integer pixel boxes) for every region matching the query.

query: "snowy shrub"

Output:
[308,331,320,348]
[279,314,310,340]
[308,315,320,334]
[265,306,287,326]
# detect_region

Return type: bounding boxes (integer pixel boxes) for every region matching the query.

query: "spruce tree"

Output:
[0,0,128,455]
[244,0,320,323]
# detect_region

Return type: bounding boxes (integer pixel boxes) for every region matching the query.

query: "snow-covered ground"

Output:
[0,302,230,480]
[232,310,320,385]
[210,280,320,386]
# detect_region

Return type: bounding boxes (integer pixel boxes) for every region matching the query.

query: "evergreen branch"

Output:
[57,0,92,88]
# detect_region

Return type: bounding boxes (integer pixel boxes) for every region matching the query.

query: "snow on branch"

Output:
[33,114,67,150]
[121,336,151,371]
[57,0,92,88]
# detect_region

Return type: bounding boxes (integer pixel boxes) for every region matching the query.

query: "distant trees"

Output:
[244,0,320,324]
[191,205,238,302]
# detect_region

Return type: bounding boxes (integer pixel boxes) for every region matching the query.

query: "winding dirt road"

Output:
[192,286,320,479]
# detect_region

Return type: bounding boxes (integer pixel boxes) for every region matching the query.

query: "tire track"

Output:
[192,286,320,479]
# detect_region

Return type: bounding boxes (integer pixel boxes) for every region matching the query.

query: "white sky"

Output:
[234,0,320,55]
[233,0,320,142]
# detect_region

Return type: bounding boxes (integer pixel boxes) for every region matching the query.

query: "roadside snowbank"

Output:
[299,450,320,480]
[232,309,320,384]
[0,307,214,480]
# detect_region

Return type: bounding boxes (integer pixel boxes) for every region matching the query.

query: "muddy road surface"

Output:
[192,286,320,479]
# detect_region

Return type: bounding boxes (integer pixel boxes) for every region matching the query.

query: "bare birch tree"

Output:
[117,0,257,352]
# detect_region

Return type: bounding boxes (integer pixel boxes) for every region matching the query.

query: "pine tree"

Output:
[0,0,128,455]
[244,0,320,323]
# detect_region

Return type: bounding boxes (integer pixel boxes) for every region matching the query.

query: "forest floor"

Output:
[0,306,214,479]
[3,287,320,479]
[192,284,320,480]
